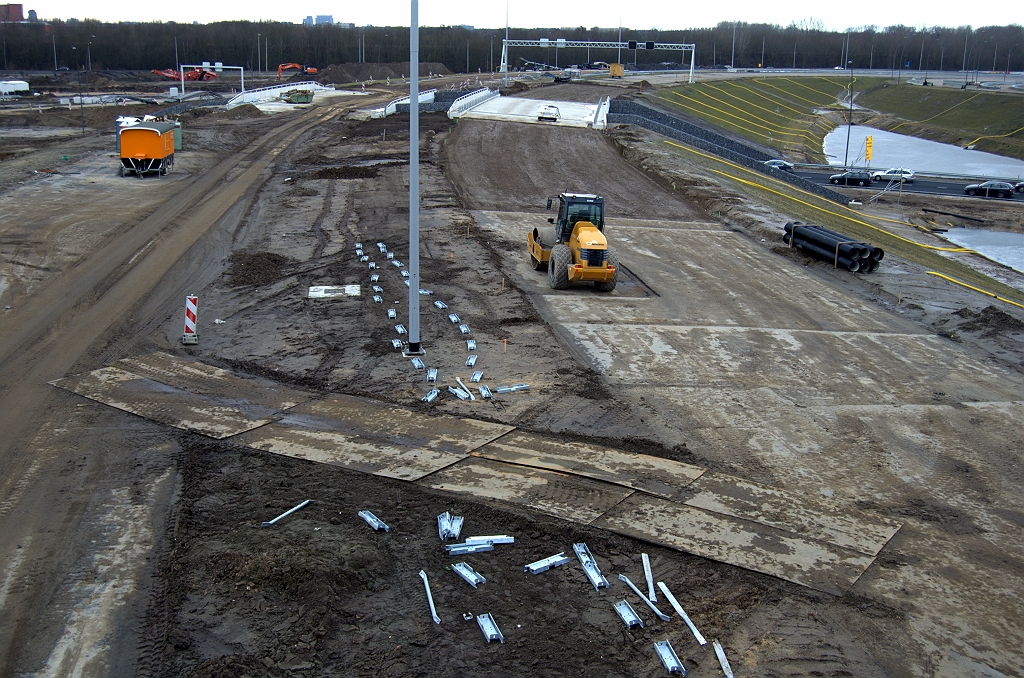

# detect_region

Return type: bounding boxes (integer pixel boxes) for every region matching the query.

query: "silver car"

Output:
[872,167,916,183]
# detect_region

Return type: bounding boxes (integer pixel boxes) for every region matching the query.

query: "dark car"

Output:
[1015,181,1024,193]
[829,170,873,186]
[763,159,795,172]
[964,181,1015,198]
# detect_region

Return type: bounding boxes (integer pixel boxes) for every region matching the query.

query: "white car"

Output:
[537,105,560,122]
[872,167,916,183]
[763,159,795,172]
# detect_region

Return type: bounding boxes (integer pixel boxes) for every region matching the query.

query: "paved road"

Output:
[794,169,1021,200]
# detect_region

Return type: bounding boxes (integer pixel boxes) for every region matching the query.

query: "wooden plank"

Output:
[115,352,309,410]
[235,395,514,481]
[417,458,635,524]
[684,473,902,556]
[473,430,704,499]
[592,494,876,595]
[51,367,279,439]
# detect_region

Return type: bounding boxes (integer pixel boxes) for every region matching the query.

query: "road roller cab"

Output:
[527,192,618,292]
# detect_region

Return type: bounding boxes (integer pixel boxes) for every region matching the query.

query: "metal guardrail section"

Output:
[156,93,227,117]
[593,96,611,130]
[447,88,498,119]
[371,89,438,119]
[225,81,332,109]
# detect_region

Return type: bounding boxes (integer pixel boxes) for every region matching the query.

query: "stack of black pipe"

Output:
[783,222,884,273]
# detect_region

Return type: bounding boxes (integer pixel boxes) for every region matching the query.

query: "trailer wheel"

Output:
[529,250,545,271]
[594,248,618,292]
[548,245,571,290]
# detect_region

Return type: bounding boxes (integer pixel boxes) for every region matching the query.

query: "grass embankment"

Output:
[858,84,1024,160]
[661,138,1024,307]
[652,76,887,162]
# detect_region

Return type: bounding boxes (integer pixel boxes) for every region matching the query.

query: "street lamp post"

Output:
[87,35,94,72]
[844,60,853,168]
[52,34,57,72]
[963,28,970,87]
[71,46,84,136]
[731,21,736,69]
[376,33,388,80]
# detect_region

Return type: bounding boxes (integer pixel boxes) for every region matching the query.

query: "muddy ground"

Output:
[0,78,1022,678]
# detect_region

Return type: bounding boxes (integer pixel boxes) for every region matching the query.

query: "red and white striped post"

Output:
[181,295,198,344]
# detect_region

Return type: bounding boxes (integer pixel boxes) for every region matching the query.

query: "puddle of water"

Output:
[823,126,1024,180]
[941,229,1024,273]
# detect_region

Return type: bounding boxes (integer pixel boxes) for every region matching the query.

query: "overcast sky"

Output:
[33,1,981,32]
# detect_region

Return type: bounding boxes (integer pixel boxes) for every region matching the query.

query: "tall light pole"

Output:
[376,33,387,79]
[992,43,998,72]
[731,21,736,69]
[71,46,84,136]
[844,60,854,167]
[52,33,57,72]
[406,0,423,357]
[257,32,260,73]
[617,20,621,64]
[962,27,970,86]
[87,35,94,72]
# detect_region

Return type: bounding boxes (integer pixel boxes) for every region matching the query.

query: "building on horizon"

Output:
[0,4,24,21]
[315,15,333,25]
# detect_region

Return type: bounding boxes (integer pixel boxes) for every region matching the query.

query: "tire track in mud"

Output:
[0,104,347,675]
[0,105,336,485]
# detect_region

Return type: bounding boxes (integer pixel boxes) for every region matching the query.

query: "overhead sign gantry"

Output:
[500,39,695,83]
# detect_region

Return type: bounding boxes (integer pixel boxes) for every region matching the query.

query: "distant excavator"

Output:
[152,67,218,81]
[278,63,318,79]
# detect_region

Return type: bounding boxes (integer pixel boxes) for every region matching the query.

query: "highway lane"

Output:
[792,169,1022,200]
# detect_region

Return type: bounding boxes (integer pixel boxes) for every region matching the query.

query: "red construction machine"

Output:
[152,67,218,81]
[278,63,318,79]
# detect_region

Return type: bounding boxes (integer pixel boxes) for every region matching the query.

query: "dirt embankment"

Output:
[312,62,452,84]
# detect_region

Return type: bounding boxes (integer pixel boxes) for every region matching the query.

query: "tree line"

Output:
[1,19,1021,76]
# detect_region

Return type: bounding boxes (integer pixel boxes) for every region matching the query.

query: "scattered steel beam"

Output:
[358,510,390,532]
[466,535,514,545]
[619,574,670,621]
[713,640,735,678]
[642,553,656,602]
[419,570,441,624]
[573,543,608,591]
[657,582,706,645]
[261,499,313,527]
[654,640,685,675]
[524,552,570,574]
[452,562,486,588]
[476,613,504,643]
[614,600,644,629]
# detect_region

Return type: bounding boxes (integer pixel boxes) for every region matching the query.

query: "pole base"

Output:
[403,343,425,357]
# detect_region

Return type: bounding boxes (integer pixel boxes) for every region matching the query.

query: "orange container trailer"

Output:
[119,122,175,177]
